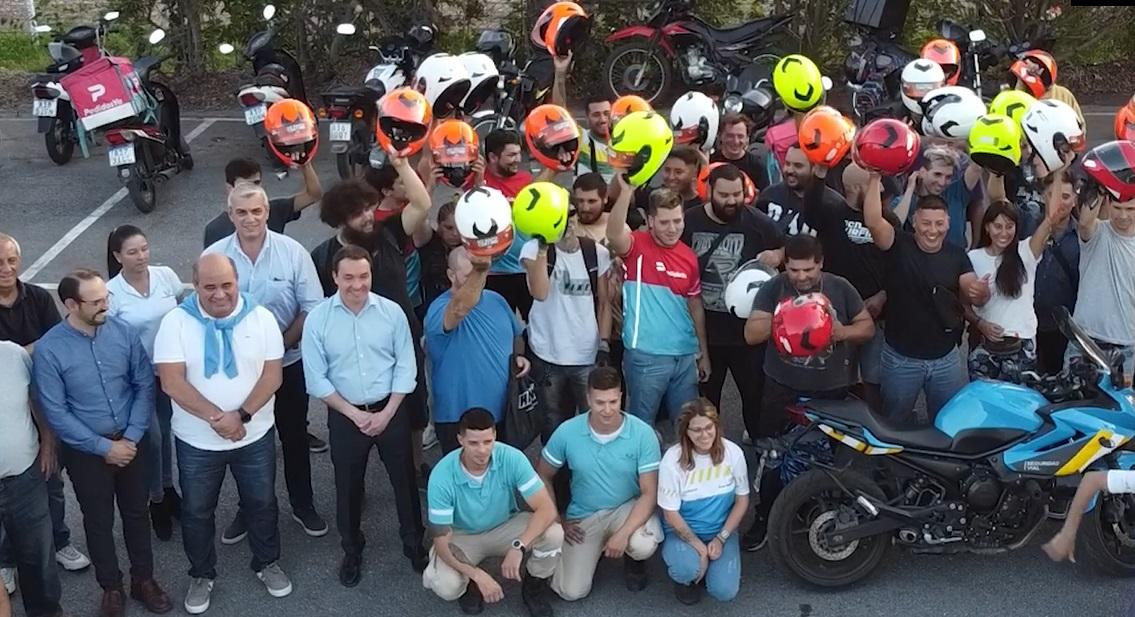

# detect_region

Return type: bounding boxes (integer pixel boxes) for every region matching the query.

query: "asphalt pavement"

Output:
[0,108,1133,617]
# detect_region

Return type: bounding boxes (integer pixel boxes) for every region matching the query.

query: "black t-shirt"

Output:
[824,158,902,205]
[882,232,974,359]
[710,147,772,192]
[0,282,61,346]
[202,196,299,248]
[802,191,897,300]
[754,182,831,237]
[681,204,785,346]
[752,273,864,391]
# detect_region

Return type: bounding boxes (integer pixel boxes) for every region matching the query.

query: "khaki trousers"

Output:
[551,501,662,601]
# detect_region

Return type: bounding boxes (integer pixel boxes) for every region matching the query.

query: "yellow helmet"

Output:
[967,113,1022,176]
[988,89,1036,131]
[609,111,673,187]
[512,181,571,245]
[773,54,824,112]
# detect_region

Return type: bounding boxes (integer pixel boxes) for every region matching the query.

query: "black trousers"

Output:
[328,402,424,558]
[700,343,766,439]
[275,361,313,511]
[485,273,533,321]
[1036,329,1069,376]
[61,443,153,590]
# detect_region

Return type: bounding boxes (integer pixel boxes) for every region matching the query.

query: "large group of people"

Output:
[3,25,1135,617]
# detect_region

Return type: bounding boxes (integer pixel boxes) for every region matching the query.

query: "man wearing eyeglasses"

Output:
[202,158,323,249]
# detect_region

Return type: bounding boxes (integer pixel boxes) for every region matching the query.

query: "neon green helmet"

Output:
[610,111,674,187]
[989,89,1036,131]
[512,181,571,244]
[773,54,824,112]
[967,113,1022,176]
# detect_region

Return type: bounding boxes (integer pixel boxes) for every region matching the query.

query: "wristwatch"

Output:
[511,539,527,553]
[238,407,253,424]
[716,530,731,543]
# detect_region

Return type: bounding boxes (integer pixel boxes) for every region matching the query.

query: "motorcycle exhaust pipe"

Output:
[898,529,919,544]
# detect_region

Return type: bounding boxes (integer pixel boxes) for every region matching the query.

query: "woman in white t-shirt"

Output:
[106,225,186,540]
[967,193,1070,381]
[657,399,748,605]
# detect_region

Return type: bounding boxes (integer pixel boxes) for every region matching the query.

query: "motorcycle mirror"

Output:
[263,4,276,20]
[148,29,166,45]
[33,24,52,33]
[969,29,987,43]
[821,76,833,91]
[103,10,120,21]
[218,43,235,55]
[336,23,356,36]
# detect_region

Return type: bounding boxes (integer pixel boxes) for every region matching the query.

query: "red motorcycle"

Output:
[603,0,792,104]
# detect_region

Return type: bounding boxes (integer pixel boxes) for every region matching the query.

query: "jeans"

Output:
[0,464,62,617]
[661,532,740,602]
[0,471,69,568]
[177,430,279,578]
[700,344,764,439]
[61,443,153,589]
[530,354,592,443]
[881,343,967,424]
[145,383,175,501]
[623,348,698,426]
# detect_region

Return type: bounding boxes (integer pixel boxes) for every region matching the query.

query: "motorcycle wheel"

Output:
[335,152,367,180]
[768,469,890,587]
[603,41,672,105]
[1079,492,1135,577]
[44,118,75,166]
[126,167,157,214]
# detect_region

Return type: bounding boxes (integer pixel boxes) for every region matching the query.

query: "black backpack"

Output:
[545,237,601,316]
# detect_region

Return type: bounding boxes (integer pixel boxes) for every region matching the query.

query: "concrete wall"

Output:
[0,0,111,30]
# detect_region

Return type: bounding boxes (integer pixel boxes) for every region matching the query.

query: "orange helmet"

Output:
[1115,102,1135,141]
[376,87,432,156]
[798,106,856,166]
[264,99,318,167]
[524,104,580,171]
[1010,50,1058,98]
[610,95,652,127]
[429,119,479,188]
[921,38,962,85]
[542,2,590,57]
[697,162,756,204]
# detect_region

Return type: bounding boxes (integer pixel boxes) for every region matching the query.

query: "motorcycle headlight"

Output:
[723,95,743,114]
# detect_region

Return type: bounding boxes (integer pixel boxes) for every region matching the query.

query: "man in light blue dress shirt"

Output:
[301,246,427,587]
[205,185,328,540]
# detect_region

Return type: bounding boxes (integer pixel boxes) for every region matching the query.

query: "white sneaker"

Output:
[256,562,293,598]
[1,567,15,595]
[55,545,90,571]
[184,577,214,614]
[422,423,438,451]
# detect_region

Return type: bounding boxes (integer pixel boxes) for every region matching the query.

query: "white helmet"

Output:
[414,53,471,118]
[920,85,986,140]
[900,60,945,117]
[670,91,719,152]
[459,52,499,113]
[454,187,514,258]
[1021,99,1085,176]
[724,260,777,319]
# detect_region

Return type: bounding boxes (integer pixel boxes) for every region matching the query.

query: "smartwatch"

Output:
[239,408,253,424]
[511,539,527,553]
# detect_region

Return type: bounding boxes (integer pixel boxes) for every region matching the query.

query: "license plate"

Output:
[33,97,58,117]
[329,121,351,142]
[108,144,136,167]
[244,104,267,125]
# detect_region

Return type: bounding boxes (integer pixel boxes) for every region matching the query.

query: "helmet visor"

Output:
[270,120,316,146]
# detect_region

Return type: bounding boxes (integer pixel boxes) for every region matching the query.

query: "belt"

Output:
[359,397,391,413]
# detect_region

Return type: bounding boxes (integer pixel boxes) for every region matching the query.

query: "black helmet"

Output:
[408,23,437,48]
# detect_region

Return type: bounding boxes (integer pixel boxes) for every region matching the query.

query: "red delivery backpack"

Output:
[60,56,148,132]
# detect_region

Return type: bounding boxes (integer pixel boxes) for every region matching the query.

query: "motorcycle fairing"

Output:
[934,380,1048,437]
[1002,406,1134,476]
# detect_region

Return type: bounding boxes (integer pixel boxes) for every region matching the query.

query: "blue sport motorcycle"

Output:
[766,308,1135,587]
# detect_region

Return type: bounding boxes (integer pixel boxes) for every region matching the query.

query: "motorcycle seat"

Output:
[62,25,97,49]
[702,14,792,46]
[322,86,368,98]
[255,72,288,89]
[804,398,954,452]
[133,56,164,84]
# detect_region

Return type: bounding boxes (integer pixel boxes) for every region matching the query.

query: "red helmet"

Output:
[921,39,962,85]
[1081,140,1135,202]
[853,118,921,175]
[697,162,756,203]
[1010,50,1057,98]
[772,293,834,357]
[264,99,318,167]
[1115,102,1135,142]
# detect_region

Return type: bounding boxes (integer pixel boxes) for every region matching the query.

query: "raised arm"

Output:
[606,174,635,257]
[393,150,435,246]
[551,52,571,108]
[292,161,324,212]
[892,170,919,225]
[522,244,552,301]
[864,173,896,250]
[443,255,491,332]
[1077,189,1104,243]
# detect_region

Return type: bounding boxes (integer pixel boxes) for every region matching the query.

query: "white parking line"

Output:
[20,119,215,282]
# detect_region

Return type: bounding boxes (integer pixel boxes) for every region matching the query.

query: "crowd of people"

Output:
[3,33,1135,617]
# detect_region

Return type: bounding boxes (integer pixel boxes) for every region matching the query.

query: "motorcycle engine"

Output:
[961,468,1002,514]
[682,45,717,85]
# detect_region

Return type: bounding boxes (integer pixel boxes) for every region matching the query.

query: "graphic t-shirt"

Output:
[520,239,612,366]
[755,182,828,237]
[658,439,749,538]
[620,231,701,356]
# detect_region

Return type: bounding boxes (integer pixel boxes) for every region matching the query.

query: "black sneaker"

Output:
[742,516,768,552]
[292,508,329,537]
[150,500,173,541]
[308,433,329,454]
[674,581,701,605]
[521,574,553,617]
[623,556,647,591]
[221,516,247,545]
[458,580,484,615]
[164,487,182,520]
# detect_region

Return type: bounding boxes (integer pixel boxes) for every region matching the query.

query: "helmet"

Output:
[1021,99,1085,176]
[670,91,720,151]
[772,293,834,357]
[723,260,777,319]
[611,95,652,127]
[512,181,571,244]
[459,52,499,113]
[773,54,824,112]
[541,2,590,57]
[524,104,581,171]
[920,86,986,140]
[920,38,962,85]
[408,23,437,49]
[697,162,757,203]
[989,89,1037,130]
[454,187,515,258]
[609,111,673,187]
[1010,50,1058,98]
[376,87,432,156]
[264,99,318,166]
[798,106,856,166]
[853,118,920,175]
[414,53,471,118]
[900,59,946,116]
[1116,104,1135,141]
[476,29,515,66]
[429,119,479,188]
[967,114,1022,176]
[1081,140,1135,202]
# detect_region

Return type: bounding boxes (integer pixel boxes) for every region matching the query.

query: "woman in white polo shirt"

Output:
[106,225,186,541]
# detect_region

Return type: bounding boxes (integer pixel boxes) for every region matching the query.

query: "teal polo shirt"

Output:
[428,442,544,535]
[541,413,661,520]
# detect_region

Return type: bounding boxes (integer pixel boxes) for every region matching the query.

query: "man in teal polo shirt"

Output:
[424,409,562,617]
[536,367,663,601]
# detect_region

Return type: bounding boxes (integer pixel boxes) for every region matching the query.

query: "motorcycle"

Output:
[603,0,792,104]
[469,29,554,143]
[764,308,1135,587]
[28,11,121,165]
[721,62,783,142]
[843,24,917,122]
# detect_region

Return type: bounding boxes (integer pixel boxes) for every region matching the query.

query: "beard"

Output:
[341,224,379,251]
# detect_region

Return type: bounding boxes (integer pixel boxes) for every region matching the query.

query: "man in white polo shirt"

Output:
[154,254,290,614]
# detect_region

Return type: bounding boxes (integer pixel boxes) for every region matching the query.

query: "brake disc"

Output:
[809,510,860,561]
